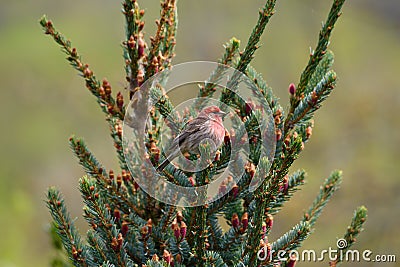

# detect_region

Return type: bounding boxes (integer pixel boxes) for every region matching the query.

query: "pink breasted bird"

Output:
[157,105,227,171]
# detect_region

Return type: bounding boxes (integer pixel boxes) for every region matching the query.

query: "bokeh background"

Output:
[0,0,399,266]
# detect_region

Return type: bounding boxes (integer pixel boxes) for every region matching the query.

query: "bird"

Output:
[157,105,227,171]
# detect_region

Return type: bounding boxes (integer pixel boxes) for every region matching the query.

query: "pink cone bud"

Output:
[188,176,196,186]
[108,169,114,180]
[83,65,93,78]
[245,101,254,115]
[287,253,297,267]
[266,214,274,229]
[137,69,144,84]
[163,250,172,264]
[274,116,281,125]
[138,35,145,58]
[140,225,148,238]
[133,181,139,190]
[128,35,135,49]
[306,126,313,139]
[241,212,248,231]
[276,129,282,141]
[289,83,296,95]
[111,235,121,252]
[121,221,129,237]
[117,233,123,248]
[280,175,289,194]
[147,219,153,234]
[173,223,180,240]
[113,208,121,221]
[175,253,182,263]
[284,135,291,146]
[176,211,183,223]
[171,218,177,229]
[258,242,271,262]
[71,48,77,57]
[245,162,256,178]
[266,243,271,261]
[219,181,227,195]
[232,213,239,228]
[180,221,187,239]
[116,174,122,189]
[99,87,106,100]
[116,92,124,109]
[224,131,231,144]
[152,56,159,73]
[311,91,318,103]
[152,254,159,261]
[214,150,221,162]
[262,222,267,238]
[72,246,79,260]
[231,184,239,198]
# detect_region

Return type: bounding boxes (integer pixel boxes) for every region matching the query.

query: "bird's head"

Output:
[199,105,227,120]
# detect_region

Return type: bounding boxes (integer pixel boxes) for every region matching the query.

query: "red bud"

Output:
[113,208,121,221]
[306,126,313,139]
[287,253,297,267]
[231,184,239,198]
[163,250,172,264]
[173,223,180,240]
[232,213,240,228]
[180,221,187,239]
[241,212,248,231]
[289,83,296,95]
[121,221,129,237]
[266,214,273,229]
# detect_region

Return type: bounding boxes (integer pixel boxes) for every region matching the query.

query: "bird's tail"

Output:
[157,158,171,171]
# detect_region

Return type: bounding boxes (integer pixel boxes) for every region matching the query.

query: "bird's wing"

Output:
[177,117,209,146]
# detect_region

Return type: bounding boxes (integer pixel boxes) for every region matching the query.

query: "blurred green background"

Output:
[0,0,399,266]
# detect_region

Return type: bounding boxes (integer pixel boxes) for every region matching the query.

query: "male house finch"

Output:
[157,105,227,171]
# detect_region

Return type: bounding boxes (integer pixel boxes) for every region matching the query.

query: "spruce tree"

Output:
[41,0,367,266]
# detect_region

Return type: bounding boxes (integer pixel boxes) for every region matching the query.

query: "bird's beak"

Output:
[218,111,228,118]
